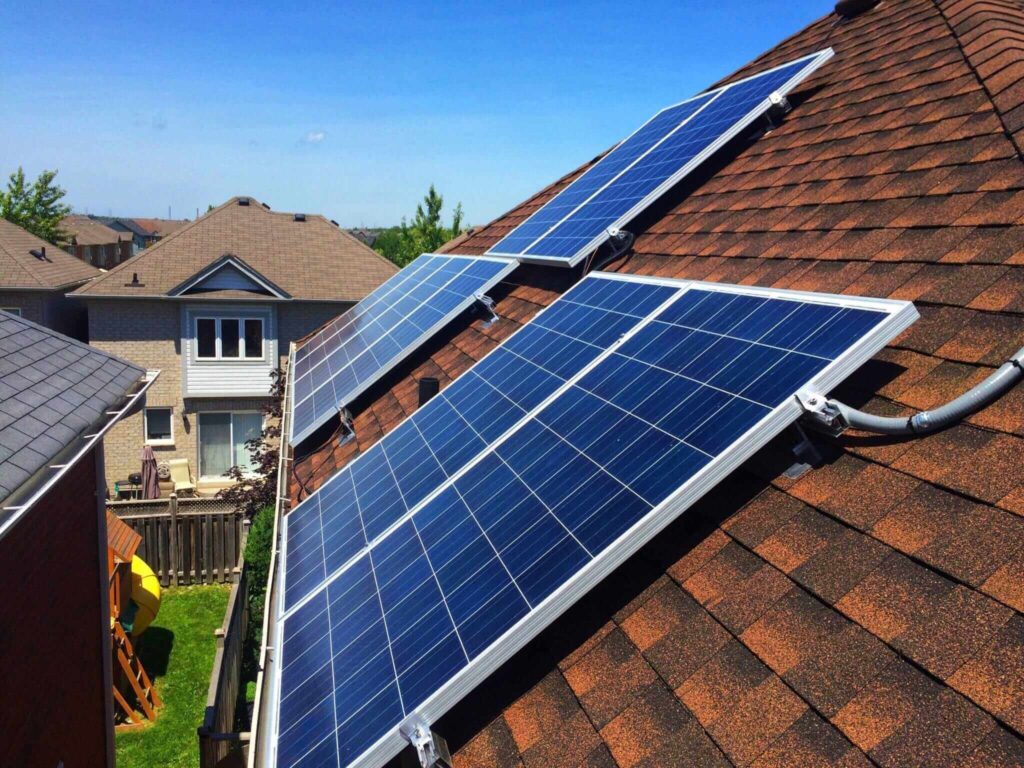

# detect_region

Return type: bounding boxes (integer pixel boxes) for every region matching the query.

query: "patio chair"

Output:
[168,458,197,497]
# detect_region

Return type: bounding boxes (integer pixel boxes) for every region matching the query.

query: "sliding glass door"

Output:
[198,411,263,478]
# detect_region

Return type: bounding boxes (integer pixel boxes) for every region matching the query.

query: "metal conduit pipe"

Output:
[827,344,1024,436]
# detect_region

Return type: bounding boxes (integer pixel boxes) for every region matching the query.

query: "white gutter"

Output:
[248,347,293,768]
[0,369,159,540]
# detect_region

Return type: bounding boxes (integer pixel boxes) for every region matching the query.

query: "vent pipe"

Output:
[418,377,440,407]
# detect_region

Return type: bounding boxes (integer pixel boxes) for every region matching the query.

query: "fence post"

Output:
[168,493,179,587]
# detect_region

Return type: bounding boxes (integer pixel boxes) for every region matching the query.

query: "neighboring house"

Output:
[93,216,190,254]
[0,217,99,338]
[61,214,134,269]
[72,196,398,494]
[349,227,379,248]
[257,0,1024,765]
[0,310,153,768]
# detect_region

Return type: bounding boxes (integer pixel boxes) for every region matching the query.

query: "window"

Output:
[144,407,173,444]
[0,307,21,317]
[198,412,263,478]
[195,317,263,360]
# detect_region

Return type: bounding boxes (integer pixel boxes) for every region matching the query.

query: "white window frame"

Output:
[143,406,175,446]
[194,316,265,361]
[0,307,21,317]
[197,410,264,479]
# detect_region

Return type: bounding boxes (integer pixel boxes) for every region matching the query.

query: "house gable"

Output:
[169,254,290,299]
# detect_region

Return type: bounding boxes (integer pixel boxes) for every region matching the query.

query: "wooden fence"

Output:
[108,495,245,586]
[198,565,251,768]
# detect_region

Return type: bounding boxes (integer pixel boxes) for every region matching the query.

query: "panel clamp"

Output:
[399,714,453,768]
[474,292,499,325]
[795,389,847,437]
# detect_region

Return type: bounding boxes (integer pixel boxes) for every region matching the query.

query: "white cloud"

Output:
[303,130,326,144]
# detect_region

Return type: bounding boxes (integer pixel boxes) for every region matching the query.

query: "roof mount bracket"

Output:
[764,91,792,130]
[795,389,847,437]
[474,292,499,326]
[783,422,825,479]
[399,715,453,768]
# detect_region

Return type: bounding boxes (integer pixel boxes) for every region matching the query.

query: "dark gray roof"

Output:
[0,310,143,504]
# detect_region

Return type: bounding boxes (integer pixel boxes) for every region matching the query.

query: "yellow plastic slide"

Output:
[129,555,161,636]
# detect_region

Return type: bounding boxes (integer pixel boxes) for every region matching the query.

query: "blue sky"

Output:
[0,1,827,227]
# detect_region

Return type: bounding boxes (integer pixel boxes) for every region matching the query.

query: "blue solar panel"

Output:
[271,275,916,768]
[290,254,518,447]
[281,277,680,612]
[487,49,832,265]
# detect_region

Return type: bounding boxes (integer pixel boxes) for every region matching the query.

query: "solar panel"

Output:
[487,49,832,266]
[281,277,680,612]
[269,274,916,768]
[289,254,517,447]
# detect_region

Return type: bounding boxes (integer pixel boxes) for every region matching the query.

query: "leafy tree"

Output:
[0,167,72,243]
[373,185,466,267]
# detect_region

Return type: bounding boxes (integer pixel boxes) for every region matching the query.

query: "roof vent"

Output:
[30,247,47,260]
[418,377,440,407]
[238,197,250,206]
[835,0,879,18]
[124,272,145,287]
[294,213,306,222]
[262,202,270,210]
[330,219,339,227]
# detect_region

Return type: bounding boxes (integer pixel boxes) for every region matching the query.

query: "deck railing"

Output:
[108,495,245,586]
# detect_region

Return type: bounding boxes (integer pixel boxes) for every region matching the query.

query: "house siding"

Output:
[181,303,278,397]
[0,447,111,768]
[87,298,351,487]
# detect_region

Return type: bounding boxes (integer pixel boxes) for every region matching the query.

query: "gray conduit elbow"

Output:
[826,344,1024,437]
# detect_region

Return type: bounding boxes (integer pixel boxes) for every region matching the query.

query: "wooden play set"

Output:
[107,511,163,727]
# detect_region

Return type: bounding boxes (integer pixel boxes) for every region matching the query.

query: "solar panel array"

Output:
[289,254,516,446]
[487,49,832,265]
[272,274,916,768]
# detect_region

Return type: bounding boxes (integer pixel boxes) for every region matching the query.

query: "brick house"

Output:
[0,310,153,768]
[61,214,134,269]
[0,217,98,339]
[72,196,398,493]
[255,0,1024,765]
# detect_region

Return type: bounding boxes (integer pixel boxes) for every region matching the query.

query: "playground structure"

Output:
[107,511,163,726]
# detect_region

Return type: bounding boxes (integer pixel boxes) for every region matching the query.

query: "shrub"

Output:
[241,502,274,686]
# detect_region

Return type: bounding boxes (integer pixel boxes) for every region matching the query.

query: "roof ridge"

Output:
[936,0,1024,159]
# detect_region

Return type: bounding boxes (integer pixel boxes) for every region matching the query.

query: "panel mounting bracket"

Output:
[399,714,453,768]
[474,292,499,326]
[795,389,847,437]
[764,91,792,130]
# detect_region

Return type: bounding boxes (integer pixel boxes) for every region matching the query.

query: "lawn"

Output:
[116,584,231,768]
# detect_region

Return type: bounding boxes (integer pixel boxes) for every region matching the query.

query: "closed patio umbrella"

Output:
[141,445,160,499]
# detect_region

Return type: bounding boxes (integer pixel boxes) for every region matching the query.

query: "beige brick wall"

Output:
[86,298,350,490]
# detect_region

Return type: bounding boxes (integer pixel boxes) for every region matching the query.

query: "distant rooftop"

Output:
[0,218,100,290]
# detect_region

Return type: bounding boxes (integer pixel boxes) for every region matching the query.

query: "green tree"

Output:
[373,185,466,267]
[0,167,72,244]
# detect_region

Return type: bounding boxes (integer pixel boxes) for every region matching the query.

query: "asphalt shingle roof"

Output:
[73,196,398,302]
[60,215,132,247]
[288,0,1024,764]
[0,218,100,289]
[0,310,143,505]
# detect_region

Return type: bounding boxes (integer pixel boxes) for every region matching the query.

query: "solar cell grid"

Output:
[289,254,517,446]
[281,277,680,612]
[271,275,917,768]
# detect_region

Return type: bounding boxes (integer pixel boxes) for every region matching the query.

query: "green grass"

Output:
[116,584,231,768]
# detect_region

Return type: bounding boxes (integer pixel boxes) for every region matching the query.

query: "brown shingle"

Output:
[0,218,99,289]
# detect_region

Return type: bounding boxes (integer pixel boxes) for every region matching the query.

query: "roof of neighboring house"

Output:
[130,217,189,239]
[60,215,132,247]
[0,310,143,506]
[0,218,101,290]
[106,510,142,563]
[286,0,1024,764]
[73,197,399,301]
